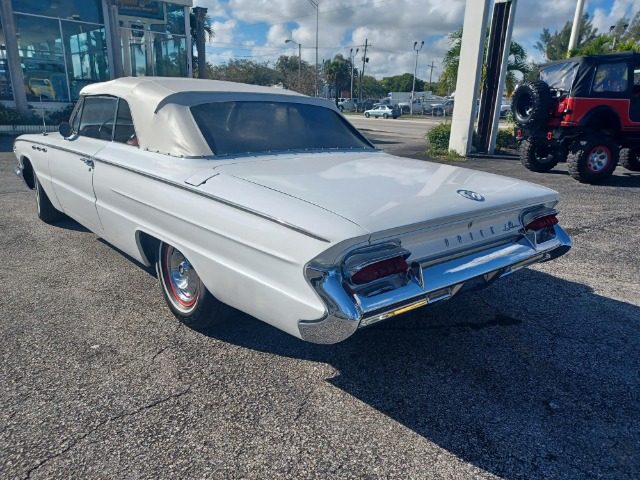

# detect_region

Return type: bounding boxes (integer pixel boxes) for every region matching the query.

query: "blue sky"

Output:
[192,0,637,80]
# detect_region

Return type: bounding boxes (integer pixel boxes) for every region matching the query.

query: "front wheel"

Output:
[364,112,370,118]
[567,135,619,184]
[156,242,232,330]
[519,139,563,173]
[619,147,640,171]
[34,174,64,223]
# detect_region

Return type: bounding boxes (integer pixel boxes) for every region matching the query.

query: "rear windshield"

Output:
[540,61,579,91]
[190,101,373,156]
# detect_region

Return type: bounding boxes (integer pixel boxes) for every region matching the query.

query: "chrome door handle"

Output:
[81,158,94,168]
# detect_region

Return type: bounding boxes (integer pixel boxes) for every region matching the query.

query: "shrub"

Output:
[426,123,452,153]
[495,128,517,151]
[0,105,24,125]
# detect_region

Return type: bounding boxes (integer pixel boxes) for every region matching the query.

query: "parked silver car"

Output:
[364,105,400,119]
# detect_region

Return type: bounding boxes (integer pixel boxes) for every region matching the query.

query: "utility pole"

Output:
[426,61,436,93]
[411,41,424,116]
[358,39,368,103]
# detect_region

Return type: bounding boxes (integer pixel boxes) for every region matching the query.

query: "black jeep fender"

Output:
[577,106,621,132]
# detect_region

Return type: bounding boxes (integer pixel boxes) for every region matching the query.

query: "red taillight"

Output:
[517,129,523,138]
[525,214,558,231]
[547,131,553,141]
[351,256,409,285]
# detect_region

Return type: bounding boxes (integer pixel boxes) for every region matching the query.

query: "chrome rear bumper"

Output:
[299,225,572,344]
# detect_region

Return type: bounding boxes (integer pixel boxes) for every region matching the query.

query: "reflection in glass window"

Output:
[120,2,187,78]
[60,21,109,100]
[0,20,13,100]
[15,15,69,101]
[12,0,103,24]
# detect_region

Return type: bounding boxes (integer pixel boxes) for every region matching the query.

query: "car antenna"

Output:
[39,94,47,136]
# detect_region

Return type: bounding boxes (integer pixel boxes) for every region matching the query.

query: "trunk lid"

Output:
[213,151,558,234]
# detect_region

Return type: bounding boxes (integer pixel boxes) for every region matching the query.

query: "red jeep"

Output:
[512,52,640,183]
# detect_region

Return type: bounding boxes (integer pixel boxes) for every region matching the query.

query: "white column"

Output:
[448,0,492,156]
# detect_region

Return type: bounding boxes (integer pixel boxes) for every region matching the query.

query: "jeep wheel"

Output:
[511,80,552,129]
[619,148,640,171]
[567,135,619,184]
[519,139,563,172]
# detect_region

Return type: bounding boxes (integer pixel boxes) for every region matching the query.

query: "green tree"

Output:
[207,59,278,86]
[323,54,351,102]
[358,75,386,99]
[535,13,597,61]
[380,73,424,92]
[441,27,529,96]
[275,55,315,96]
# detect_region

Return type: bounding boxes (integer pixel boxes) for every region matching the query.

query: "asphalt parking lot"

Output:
[1,130,639,479]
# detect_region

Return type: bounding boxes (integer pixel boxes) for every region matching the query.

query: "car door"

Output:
[48,95,118,230]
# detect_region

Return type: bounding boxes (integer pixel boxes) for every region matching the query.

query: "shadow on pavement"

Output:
[200,269,639,479]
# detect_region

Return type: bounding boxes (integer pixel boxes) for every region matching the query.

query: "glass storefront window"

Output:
[14,14,109,102]
[120,2,187,78]
[15,14,69,101]
[60,21,109,100]
[12,0,103,24]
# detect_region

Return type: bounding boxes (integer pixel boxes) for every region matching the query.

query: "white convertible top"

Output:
[80,77,337,157]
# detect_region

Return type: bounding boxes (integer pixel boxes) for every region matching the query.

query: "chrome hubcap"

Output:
[587,146,610,173]
[165,246,199,307]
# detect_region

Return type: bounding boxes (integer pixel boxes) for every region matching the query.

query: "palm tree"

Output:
[441,28,529,96]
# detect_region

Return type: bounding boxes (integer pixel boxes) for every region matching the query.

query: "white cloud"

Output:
[194,0,632,78]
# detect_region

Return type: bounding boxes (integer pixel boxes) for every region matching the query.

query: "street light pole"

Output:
[411,40,424,116]
[350,47,359,105]
[285,39,301,90]
[308,0,319,96]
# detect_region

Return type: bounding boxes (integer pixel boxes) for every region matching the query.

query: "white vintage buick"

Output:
[14,77,571,344]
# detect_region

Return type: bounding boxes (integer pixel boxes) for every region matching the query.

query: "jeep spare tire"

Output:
[511,80,552,129]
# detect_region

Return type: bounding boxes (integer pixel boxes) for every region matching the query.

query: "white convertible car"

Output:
[14,77,572,344]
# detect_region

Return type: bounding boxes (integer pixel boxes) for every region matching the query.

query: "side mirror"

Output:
[58,122,72,139]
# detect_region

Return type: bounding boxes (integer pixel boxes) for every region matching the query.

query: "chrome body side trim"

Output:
[298,225,572,344]
[92,157,330,243]
[14,137,329,243]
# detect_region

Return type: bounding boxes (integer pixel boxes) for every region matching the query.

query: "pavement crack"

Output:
[23,385,192,479]
[294,386,317,422]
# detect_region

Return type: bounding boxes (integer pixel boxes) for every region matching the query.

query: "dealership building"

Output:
[0,0,193,111]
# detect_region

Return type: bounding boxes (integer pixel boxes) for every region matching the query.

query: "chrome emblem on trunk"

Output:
[457,190,485,202]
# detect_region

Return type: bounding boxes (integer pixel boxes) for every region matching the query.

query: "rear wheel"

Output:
[519,139,563,173]
[156,242,232,330]
[619,147,640,171]
[383,113,389,119]
[34,174,64,223]
[567,135,619,184]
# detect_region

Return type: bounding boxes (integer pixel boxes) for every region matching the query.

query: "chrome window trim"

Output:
[97,157,330,243]
[14,138,330,242]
